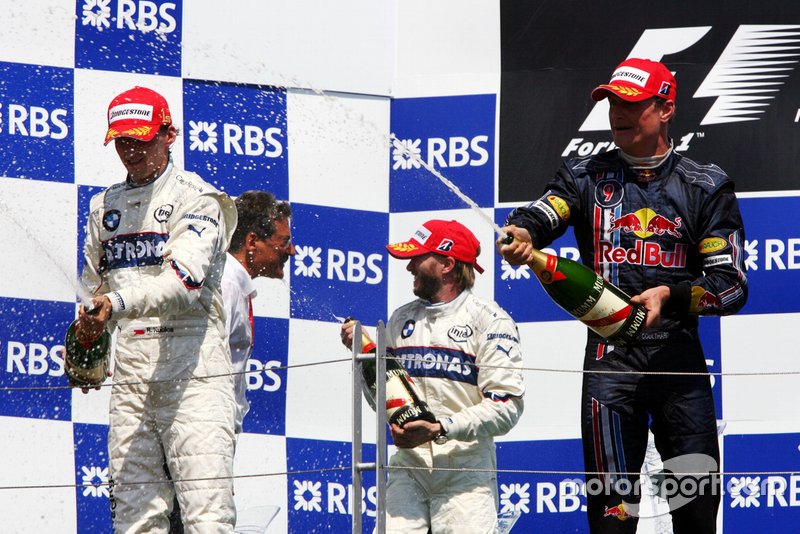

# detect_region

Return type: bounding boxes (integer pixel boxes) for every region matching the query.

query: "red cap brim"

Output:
[386,241,428,259]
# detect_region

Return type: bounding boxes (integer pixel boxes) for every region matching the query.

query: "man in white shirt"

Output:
[168,190,294,532]
[222,190,295,433]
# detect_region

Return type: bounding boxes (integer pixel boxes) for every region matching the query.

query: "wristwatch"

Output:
[433,419,449,445]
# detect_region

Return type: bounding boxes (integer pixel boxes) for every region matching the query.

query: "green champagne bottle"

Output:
[350,320,437,428]
[527,248,646,345]
[64,320,111,388]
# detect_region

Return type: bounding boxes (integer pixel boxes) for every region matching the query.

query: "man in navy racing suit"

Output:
[499,58,747,533]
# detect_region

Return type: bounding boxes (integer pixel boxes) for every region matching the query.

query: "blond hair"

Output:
[452,261,476,290]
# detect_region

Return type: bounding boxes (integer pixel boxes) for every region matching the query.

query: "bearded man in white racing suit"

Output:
[342,219,525,533]
[74,86,238,533]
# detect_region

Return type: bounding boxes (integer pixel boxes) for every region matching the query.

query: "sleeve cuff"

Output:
[438,416,458,439]
[663,282,691,315]
[107,291,128,316]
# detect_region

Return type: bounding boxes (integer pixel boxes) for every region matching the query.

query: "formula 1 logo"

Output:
[569,24,800,157]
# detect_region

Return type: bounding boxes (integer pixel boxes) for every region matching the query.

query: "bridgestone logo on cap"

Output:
[610,67,650,88]
[108,103,154,123]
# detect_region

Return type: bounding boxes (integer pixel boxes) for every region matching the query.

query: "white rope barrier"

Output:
[1,465,796,492]
[1,354,795,392]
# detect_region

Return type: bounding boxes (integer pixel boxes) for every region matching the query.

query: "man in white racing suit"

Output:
[341,219,525,533]
[74,86,238,533]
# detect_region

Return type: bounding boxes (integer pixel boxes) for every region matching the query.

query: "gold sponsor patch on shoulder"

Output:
[698,237,727,254]
[547,195,570,221]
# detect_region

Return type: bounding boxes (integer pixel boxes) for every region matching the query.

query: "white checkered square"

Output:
[0,178,78,303]
[286,89,390,212]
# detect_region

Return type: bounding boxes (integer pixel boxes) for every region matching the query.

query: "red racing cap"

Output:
[386,219,484,274]
[104,86,172,145]
[591,58,677,103]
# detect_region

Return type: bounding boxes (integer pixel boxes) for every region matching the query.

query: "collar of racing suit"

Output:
[125,157,173,189]
[619,138,674,179]
[420,288,470,319]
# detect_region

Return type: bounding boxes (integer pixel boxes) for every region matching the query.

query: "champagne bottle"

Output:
[64,318,111,388]
[526,248,646,345]
[349,319,437,427]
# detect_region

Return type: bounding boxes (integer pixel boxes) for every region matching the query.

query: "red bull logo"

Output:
[691,286,720,312]
[609,208,682,239]
[598,240,687,268]
[609,212,643,233]
[646,214,682,237]
[603,503,630,521]
[696,291,719,309]
[605,208,686,268]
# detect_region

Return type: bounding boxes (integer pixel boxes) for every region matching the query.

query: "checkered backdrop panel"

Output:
[0,1,798,532]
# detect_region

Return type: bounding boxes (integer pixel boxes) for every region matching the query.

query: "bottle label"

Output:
[578,285,633,335]
[383,368,436,426]
[538,254,567,284]
[614,306,648,345]
[385,372,415,421]
[568,274,604,317]
[65,322,110,368]
[65,356,108,387]
[528,250,646,345]
[391,404,424,427]
[579,285,646,342]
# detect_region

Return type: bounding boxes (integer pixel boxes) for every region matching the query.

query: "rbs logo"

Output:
[118,0,177,33]
[188,120,284,158]
[392,136,489,170]
[1,103,68,140]
[81,0,177,34]
[4,340,65,377]
[246,358,282,392]
[294,245,383,285]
